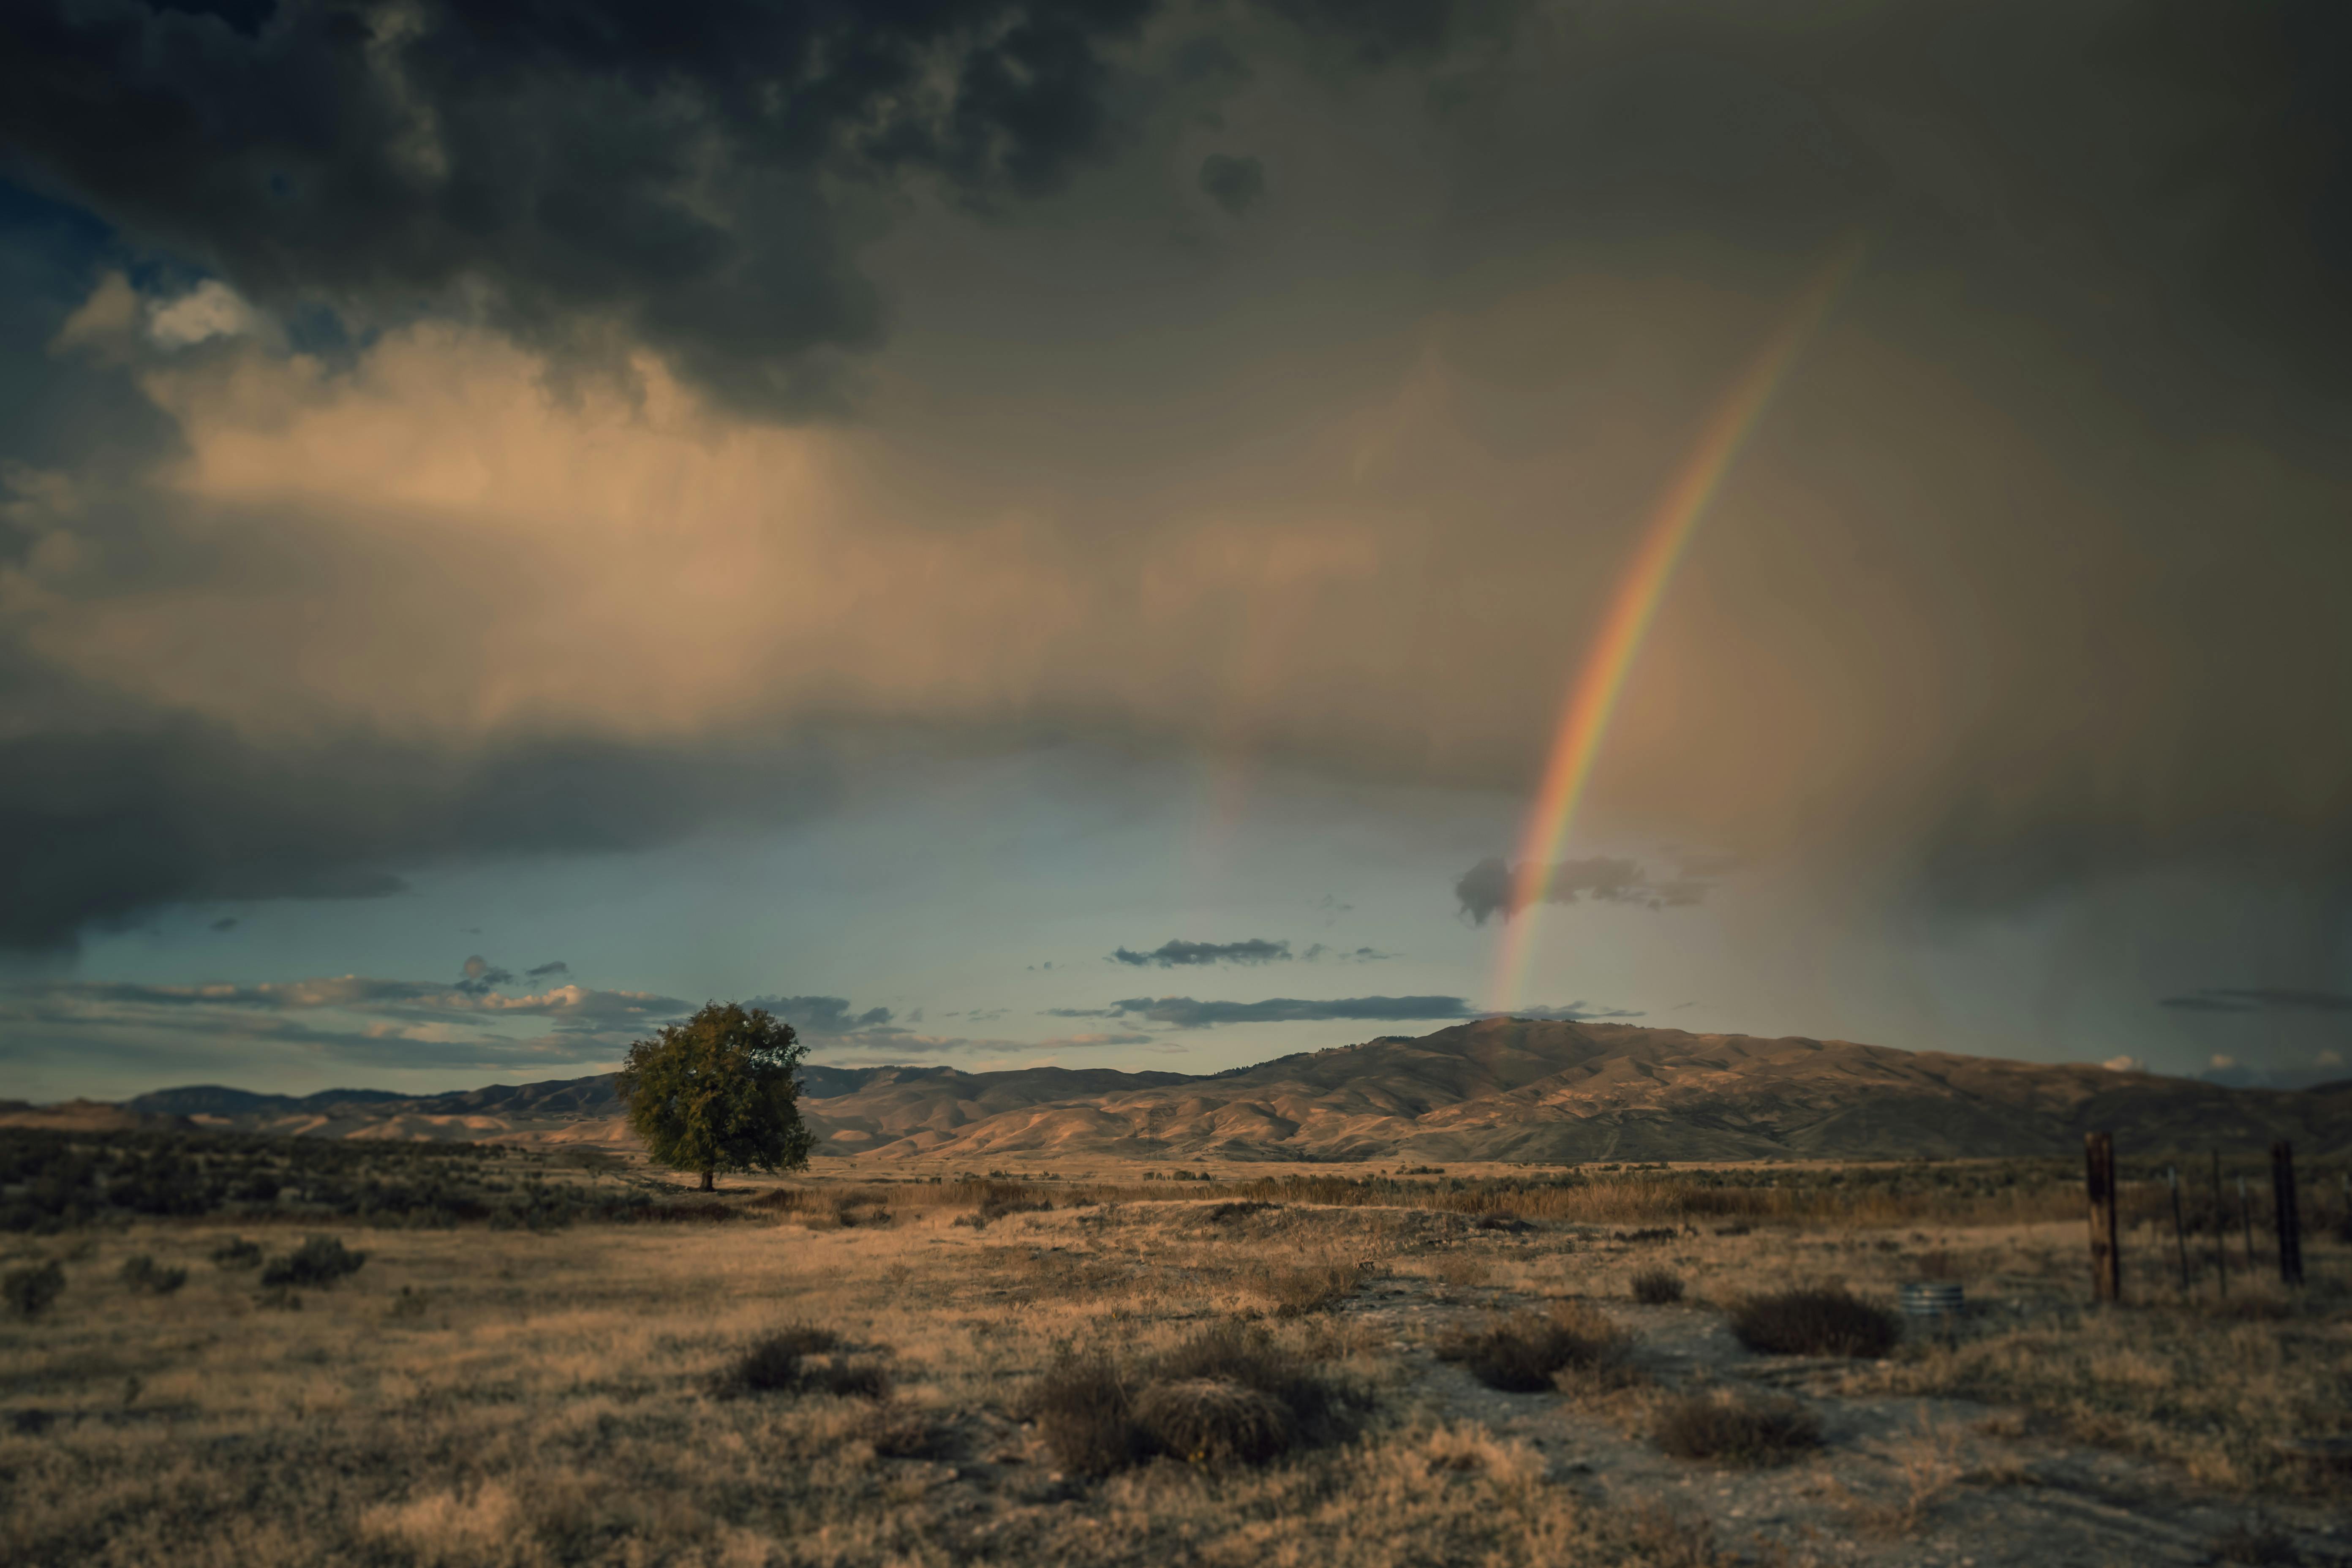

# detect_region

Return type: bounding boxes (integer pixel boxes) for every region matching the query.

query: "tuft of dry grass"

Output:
[1026,1352,1143,1476]
[117,1255,186,1296]
[714,1324,892,1400]
[1631,1267,1685,1304]
[864,1407,960,1460]
[1135,1377,1296,1466]
[4,1261,64,1318]
[260,1235,367,1289]
[1431,1253,1492,1289]
[1652,1388,1824,1466]
[1867,1297,2352,1495]
[1253,1259,1366,1318]
[1026,1319,1356,1476]
[1729,1286,1900,1358]
[1437,1303,1625,1393]
[209,1236,263,1269]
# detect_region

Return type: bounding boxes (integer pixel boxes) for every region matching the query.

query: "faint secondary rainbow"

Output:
[1491,240,1866,1013]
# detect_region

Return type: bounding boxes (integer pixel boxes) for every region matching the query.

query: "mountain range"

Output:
[29,1018,2345,1164]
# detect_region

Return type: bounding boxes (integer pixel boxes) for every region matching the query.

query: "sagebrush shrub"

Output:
[119,1255,188,1296]
[1157,1320,1340,1433]
[1729,1287,1899,1358]
[866,1410,958,1460]
[5,1261,64,1318]
[210,1236,264,1269]
[1258,1261,1362,1318]
[1135,1378,1294,1466]
[1631,1268,1685,1305]
[261,1236,367,1289]
[1652,1389,1822,1465]
[716,1325,889,1400]
[1026,1354,1140,1476]
[1026,1320,1356,1478]
[1437,1306,1623,1393]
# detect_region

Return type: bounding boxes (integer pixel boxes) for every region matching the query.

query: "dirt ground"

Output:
[3,1181,2347,1567]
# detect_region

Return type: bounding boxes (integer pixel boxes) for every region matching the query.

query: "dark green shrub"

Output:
[1631,1268,1685,1305]
[4,1261,64,1318]
[119,1255,188,1295]
[1730,1288,1899,1358]
[1653,1389,1822,1465]
[210,1236,264,1269]
[260,1235,366,1288]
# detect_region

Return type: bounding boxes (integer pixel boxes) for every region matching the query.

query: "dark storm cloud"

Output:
[0,0,1479,415]
[1454,856,1718,925]
[524,960,569,979]
[1111,937,1291,967]
[0,682,841,953]
[1078,994,1637,1028]
[0,0,1173,411]
[1197,153,1265,214]
[3,0,2351,989]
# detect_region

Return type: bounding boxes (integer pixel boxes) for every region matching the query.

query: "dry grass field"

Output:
[4,1152,2348,1567]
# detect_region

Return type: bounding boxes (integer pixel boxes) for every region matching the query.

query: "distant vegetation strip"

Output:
[0,1127,656,1233]
[14,1124,2327,1234]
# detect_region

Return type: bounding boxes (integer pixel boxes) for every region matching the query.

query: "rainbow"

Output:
[1490,241,1866,1012]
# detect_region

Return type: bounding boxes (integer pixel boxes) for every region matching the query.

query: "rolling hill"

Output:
[62,1018,2352,1163]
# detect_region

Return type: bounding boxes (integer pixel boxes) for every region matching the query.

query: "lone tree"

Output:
[618,1002,814,1192]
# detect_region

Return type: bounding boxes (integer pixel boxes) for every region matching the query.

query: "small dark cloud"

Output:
[1454,855,1724,924]
[748,995,894,1035]
[1112,937,1291,967]
[524,961,570,980]
[1302,944,1395,963]
[454,956,515,996]
[1198,153,1266,214]
[1092,994,1639,1029]
[208,916,237,933]
[2161,987,2352,1014]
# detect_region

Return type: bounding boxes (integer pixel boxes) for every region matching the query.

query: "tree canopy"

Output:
[616,1003,814,1191]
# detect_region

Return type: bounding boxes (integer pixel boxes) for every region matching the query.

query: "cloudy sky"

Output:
[2,0,2347,1100]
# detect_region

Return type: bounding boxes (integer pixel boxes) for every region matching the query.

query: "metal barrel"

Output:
[1900,1281,1965,1319]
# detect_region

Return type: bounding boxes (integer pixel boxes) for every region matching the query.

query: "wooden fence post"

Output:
[2272,1141,2304,1287]
[2210,1151,2227,1298]
[2239,1174,2257,1268]
[2086,1131,2121,1304]
[2167,1165,2190,1292]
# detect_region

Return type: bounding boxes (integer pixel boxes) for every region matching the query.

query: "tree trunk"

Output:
[700,1169,714,1192]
